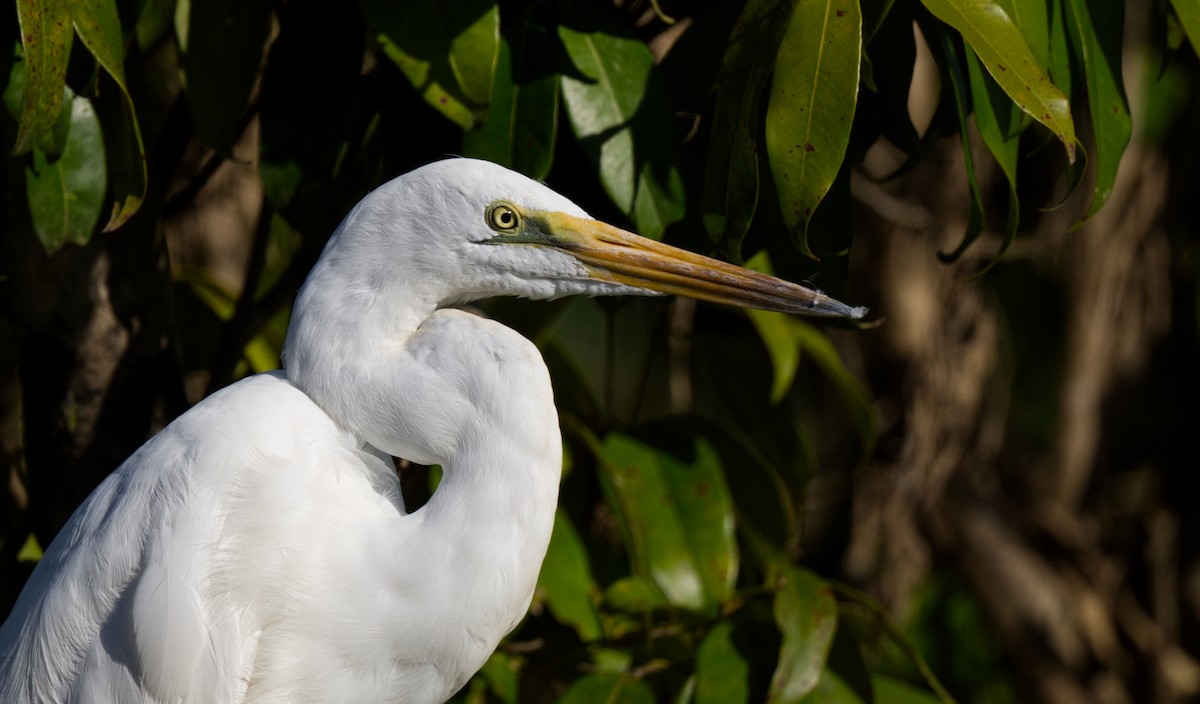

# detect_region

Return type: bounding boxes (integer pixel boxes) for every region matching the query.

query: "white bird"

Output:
[0,158,865,703]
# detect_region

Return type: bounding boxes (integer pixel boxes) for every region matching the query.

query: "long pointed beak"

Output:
[542,212,867,319]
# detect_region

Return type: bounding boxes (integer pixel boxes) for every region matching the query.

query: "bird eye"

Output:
[487,204,521,231]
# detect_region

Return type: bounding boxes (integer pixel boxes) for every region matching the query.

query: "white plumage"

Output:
[0,158,863,703]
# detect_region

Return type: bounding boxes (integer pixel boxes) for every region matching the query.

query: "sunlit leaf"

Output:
[1173,0,1200,57]
[16,532,43,563]
[765,0,862,257]
[696,622,750,704]
[1000,0,1050,74]
[364,0,499,130]
[537,510,603,642]
[921,0,1076,162]
[748,308,802,405]
[25,94,106,253]
[175,0,270,154]
[462,16,559,180]
[1064,0,1131,221]
[704,0,798,257]
[559,673,654,704]
[13,0,73,154]
[595,432,736,612]
[72,0,147,230]
[768,565,839,703]
[558,1,684,238]
[244,335,280,373]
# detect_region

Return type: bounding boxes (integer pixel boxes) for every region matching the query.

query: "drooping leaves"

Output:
[921,22,986,263]
[462,13,559,180]
[558,0,684,238]
[3,50,72,156]
[965,47,1021,266]
[24,93,106,252]
[13,0,72,154]
[363,0,500,130]
[765,0,862,257]
[1063,0,1131,221]
[921,0,1076,162]
[72,0,147,230]
[593,431,737,613]
[768,564,839,702]
[703,0,798,258]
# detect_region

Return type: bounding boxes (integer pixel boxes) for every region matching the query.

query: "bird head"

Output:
[312,158,867,320]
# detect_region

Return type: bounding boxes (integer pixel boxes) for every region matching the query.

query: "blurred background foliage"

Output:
[2,0,1199,702]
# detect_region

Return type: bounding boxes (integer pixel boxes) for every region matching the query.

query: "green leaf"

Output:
[768,565,839,703]
[537,510,603,642]
[1048,0,1072,97]
[25,94,107,253]
[175,0,270,154]
[790,323,874,449]
[742,253,874,445]
[797,669,866,703]
[832,583,959,704]
[16,532,43,563]
[1064,0,1131,221]
[921,0,1076,162]
[703,0,797,257]
[364,0,499,130]
[1000,0,1050,74]
[965,48,1020,266]
[13,0,73,154]
[72,0,147,230]
[3,51,73,156]
[595,432,737,612]
[696,622,750,704]
[558,673,655,704]
[1173,0,1200,57]
[872,675,945,704]
[558,2,685,238]
[603,575,669,614]
[923,24,985,263]
[462,16,559,180]
[765,0,862,257]
[748,308,802,405]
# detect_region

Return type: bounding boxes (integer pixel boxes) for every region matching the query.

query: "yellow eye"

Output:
[488,204,520,231]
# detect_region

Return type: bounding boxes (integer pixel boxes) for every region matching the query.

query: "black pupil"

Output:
[499,210,513,226]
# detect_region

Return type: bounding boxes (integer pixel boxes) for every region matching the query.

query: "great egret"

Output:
[0,158,865,703]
